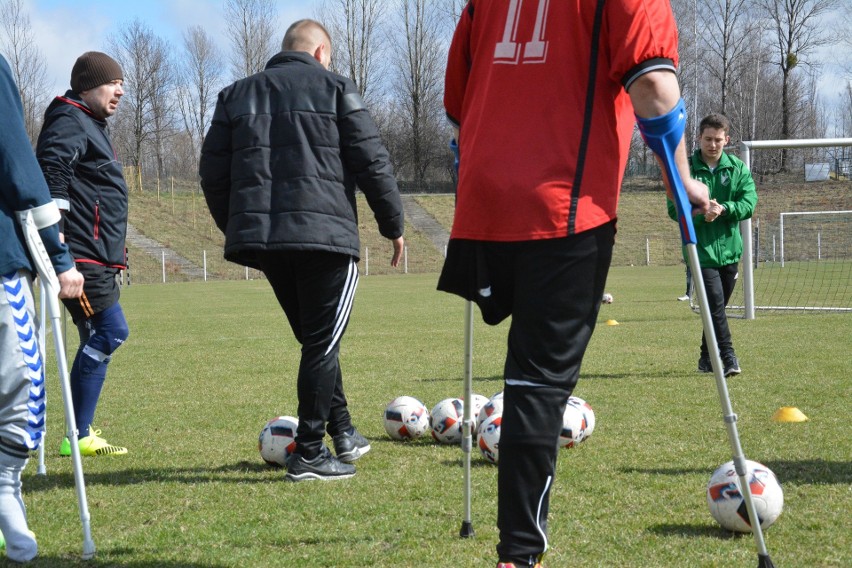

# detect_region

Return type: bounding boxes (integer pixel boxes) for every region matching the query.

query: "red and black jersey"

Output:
[445,0,679,241]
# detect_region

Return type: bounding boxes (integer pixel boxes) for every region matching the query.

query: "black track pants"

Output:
[257,251,358,457]
[497,385,570,566]
[699,263,738,358]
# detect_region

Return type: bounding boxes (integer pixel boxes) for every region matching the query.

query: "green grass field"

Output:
[19,268,850,567]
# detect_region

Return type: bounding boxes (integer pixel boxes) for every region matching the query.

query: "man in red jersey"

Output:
[439,2,709,566]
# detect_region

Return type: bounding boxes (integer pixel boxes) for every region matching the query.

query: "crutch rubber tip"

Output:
[459,521,475,538]
[82,540,96,560]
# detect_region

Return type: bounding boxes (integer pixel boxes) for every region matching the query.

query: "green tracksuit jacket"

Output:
[667,149,757,268]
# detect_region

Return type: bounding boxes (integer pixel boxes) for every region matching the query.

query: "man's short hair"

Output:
[282,19,332,52]
[699,113,731,135]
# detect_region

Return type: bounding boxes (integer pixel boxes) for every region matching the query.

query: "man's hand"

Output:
[57,267,84,299]
[660,160,710,216]
[703,199,725,222]
[390,236,405,267]
[685,178,711,216]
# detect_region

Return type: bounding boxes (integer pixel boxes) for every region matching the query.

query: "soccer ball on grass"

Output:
[383,396,430,440]
[559,404,587,448]
[465,393,490,431]
[258,415,299,467]
[566,396,596,441]
[477,392,504,431]
[477,412,501,464]
[430,398,464,444]
[706,460,783,532]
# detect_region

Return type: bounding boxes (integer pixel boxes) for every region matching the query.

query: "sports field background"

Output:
[24,266,850,567]
[122,176,852,283]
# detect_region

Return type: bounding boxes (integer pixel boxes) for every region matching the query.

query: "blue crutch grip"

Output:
[636,99,696,245]
[449,138,459,173]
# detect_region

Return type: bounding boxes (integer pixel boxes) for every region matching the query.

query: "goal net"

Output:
[726,210,852,313]
[725,139,852,316]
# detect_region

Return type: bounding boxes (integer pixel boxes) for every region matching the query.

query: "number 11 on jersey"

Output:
[494,0,550,65]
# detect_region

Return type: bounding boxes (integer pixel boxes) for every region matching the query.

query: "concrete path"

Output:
[401,194,449,255]
[125,223,206,279]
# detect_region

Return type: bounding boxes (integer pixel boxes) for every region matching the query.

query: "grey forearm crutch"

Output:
[18,204,96,560]
[449,136,476,539]
[460,300,475,538]
[638,101,774,568]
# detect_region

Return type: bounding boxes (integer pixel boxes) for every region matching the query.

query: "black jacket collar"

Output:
[265,51,324,70]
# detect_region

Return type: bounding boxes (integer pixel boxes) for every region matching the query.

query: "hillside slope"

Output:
[124,178,851,284]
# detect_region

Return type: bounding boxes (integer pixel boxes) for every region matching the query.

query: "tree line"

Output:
[1,0,850,190]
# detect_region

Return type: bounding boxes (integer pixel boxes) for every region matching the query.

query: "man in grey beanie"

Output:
[35,51,130,457]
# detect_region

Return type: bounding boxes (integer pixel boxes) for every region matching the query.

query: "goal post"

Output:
[738,138,852,319]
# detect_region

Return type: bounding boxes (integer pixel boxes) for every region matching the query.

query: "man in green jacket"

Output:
[667,113,757,376]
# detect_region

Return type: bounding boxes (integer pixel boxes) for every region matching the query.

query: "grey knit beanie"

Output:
[70,51,123,93]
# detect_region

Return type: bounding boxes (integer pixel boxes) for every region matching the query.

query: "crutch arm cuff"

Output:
[635,98,687,158]
[21,201,61,229]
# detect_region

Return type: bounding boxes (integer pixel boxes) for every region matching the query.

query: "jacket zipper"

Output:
[94,200,100,240]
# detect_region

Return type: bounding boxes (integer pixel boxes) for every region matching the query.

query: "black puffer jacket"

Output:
[199,51,403,269]
[36,91,128,269]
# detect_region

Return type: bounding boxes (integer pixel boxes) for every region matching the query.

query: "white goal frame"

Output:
[739,138,852,319]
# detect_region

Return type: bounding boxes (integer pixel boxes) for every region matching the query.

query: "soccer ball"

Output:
[465,393,490,426]
[383,396,430,440]
[477,392,505,431]
[258,415,299,467]
[559,404,587,448]
[707,460,784,532]
[567,396,596,441]
[602,292,614,304]
[430,398,464,444]
[478,412,501,464]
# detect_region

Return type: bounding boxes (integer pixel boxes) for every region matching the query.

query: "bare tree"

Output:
[437,0,468,26]
[389,0,446,189]
[177,25,224,166]
[315,0,387,107]
[699,0,757,115]
[839,3,852,138]
[0,0,49,145]
[224,0,278,80]
[844,82,852,138]
[757,0,839,169]
[109,19,176,178]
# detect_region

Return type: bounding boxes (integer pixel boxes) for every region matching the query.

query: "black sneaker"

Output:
[333,428,371,463]
[285,447,355,482]
[723,355,741,377]
[697,355,712,373]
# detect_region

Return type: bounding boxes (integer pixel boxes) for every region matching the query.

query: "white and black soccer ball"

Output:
[559,404,587,448]
[465,393,490,428]
[383,396,430,440]
[258,415,299,467]
[477,392,505,431]
[430,398,464,444]
[601,292,614,304]
[707,460,784,532]
[567,396,596,441]
[477,412,501,464]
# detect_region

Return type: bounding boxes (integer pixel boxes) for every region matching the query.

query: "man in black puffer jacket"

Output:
[200,19,404,482]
